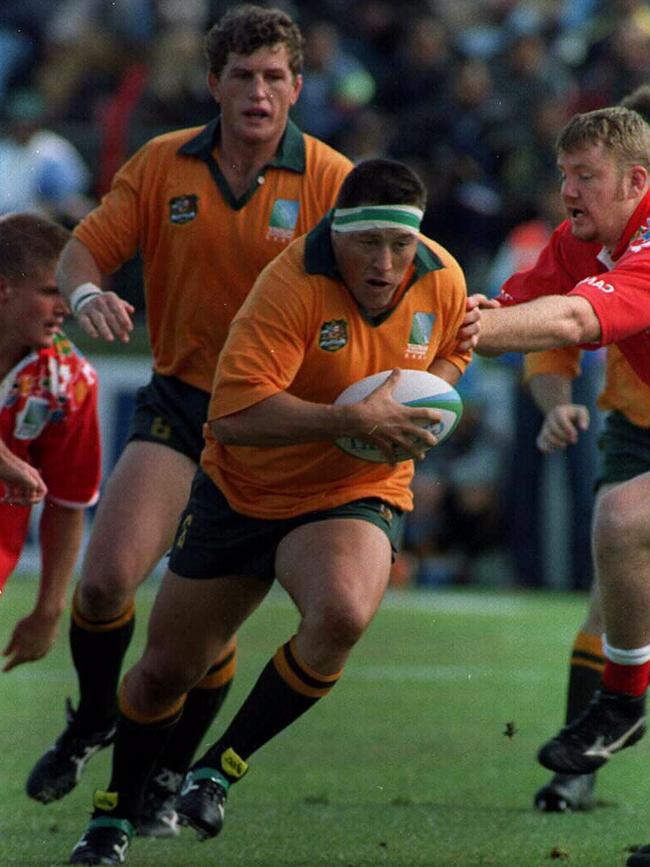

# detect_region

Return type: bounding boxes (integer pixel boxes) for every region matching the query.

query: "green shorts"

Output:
[169,468,406,581]
[596,410,650,489]
[127,372,210,464]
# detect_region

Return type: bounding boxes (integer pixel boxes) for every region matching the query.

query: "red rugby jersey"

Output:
[498,191,650,387]
[0,331,101,587]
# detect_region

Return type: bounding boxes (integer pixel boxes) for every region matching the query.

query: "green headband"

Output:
[331,205,424,234]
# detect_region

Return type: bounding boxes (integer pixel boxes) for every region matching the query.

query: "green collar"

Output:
[177,116,305,209]
[178,115,306,171]
[305,213,443,324]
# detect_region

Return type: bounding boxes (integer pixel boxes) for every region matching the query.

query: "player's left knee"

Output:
[312,602,369,651]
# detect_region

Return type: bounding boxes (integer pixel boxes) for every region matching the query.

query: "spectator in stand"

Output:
[491,29,578,127]
[0,89,93,224]
[575,6,650,110]
[499,96,572,225]
[134,1,215,130]
[377,14,453,118]
[291,19,375,150]
[33,0,152,122]
[337,106,391,164]
[0,3,54,101]
[334,0,402,90]
[412,57,508,284]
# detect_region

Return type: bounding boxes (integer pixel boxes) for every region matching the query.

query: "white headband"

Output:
[331,204,423,234]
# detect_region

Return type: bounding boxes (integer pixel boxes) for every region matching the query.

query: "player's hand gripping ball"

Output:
[334,369,463,462]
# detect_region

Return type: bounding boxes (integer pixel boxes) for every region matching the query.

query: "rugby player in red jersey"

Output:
[463,109,650,857]
[0,212,100,671]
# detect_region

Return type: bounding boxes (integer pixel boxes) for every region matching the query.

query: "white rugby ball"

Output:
[334,369,463,463]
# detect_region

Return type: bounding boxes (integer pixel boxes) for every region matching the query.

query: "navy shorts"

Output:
[169,468,405,582]
[127,372,210,464]
[596,410,650,490]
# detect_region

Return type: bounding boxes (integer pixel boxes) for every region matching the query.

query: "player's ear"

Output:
[630,164,648,198]
[207,72,221,104]
[290,73,303,105]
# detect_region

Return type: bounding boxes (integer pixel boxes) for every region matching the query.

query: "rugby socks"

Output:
[197,636,342,784]
[602,639,650,697]
[155,639,237,776]
[70,588,135,732]
[565,630,605,723]
[95,678,185,823]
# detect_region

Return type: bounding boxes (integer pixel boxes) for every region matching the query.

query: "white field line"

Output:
[260,588,529,617]
[345,664,549,683]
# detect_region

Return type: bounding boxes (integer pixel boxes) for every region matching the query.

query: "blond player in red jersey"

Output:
[66,157,471,864]
[0,213,100,672]
[26,5,353,836]
[460,107,650,866]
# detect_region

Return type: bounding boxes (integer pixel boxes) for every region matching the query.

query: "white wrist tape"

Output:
[69,282,102,316]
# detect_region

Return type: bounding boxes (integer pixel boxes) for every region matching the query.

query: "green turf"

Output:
[1,578,647,866]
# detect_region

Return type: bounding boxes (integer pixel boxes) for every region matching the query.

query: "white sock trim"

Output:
[604,638,650,666]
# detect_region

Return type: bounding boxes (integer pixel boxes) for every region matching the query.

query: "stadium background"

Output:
[4,0,649,589]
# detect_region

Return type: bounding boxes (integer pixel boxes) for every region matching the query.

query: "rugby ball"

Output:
[334,369,463,463]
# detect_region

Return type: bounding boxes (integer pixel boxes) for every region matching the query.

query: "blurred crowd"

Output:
[3,0,647,587]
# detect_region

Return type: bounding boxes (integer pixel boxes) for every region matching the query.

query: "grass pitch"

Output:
[1,577,647,867]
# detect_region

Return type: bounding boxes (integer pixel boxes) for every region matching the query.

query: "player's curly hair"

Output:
[557,106,650,171]
[0,213,70,284]
[204,5,304,78]
[336,159,428,210]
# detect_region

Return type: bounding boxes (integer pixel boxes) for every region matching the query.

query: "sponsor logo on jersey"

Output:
[576,275,614,293]
[169,194,199,224]
[406,312,435,358]
[14,396,50,440]
[267,198,299,241]
[319,319,348,352]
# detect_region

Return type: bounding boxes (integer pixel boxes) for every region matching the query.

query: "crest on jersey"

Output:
[14,396,50,440]
[319,319,348,352]
[267,198,300,241]
[169,195,199,224]
[406,312,435,359]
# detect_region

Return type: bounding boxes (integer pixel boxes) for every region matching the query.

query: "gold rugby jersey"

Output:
[74,119,353,392]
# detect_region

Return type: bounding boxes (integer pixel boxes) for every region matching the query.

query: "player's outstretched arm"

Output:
[2,503,84,672]
[58,238,135,343]
[477,295,601,355]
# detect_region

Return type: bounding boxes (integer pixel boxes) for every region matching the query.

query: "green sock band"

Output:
[188,766,231,792]
[88,816,135,839]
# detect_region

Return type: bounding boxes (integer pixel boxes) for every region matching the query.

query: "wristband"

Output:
[68,282,102,316]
